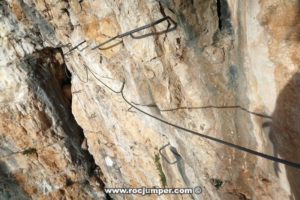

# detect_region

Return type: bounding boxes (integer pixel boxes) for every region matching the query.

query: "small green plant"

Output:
[154,154,167,187]
[22,148,37,155]
[210,178,223,189]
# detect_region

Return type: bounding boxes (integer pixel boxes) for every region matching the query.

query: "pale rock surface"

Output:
[1,0,300,200]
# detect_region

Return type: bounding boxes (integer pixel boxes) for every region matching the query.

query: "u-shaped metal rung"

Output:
[159,143,179,165]
[91,16,177,50]
[63,40,87,55]
[130,16,177,39]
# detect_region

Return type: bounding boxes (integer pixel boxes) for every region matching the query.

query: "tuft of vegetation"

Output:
[22,148,37,155]
[210,178,223,189]
[154,154,167,187]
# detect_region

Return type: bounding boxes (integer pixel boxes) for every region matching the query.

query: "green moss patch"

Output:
[154,154,167,187]
[210,178,223,189]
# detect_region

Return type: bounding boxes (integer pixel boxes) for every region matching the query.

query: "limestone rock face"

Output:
[1,0,300,200]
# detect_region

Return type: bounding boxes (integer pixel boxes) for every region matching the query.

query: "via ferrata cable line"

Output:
[119,85,300,169]
[92,80,300,170]
[65,64,300,170]
[59,15,300,170]
[63,61,300,170]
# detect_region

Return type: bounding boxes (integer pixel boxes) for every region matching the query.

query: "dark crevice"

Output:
[216,0,233,35]
[18,48,111,199]
[105,193,114,200]
[60,51,113,200]
[76,126,113,200]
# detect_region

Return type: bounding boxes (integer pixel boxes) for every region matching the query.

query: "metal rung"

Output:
[159,143,179,165]
[91,16,177,50]
[63,40,87,55]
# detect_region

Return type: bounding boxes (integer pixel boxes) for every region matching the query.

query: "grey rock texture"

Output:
[0,0,300,199]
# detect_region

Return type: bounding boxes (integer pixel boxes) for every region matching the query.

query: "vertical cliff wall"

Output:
[0,0,300,199]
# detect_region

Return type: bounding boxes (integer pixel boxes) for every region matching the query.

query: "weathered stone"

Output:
[1,0,300,199]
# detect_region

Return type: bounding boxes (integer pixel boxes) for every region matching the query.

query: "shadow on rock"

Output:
[0,161,30,199]
[268,72,300,199]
